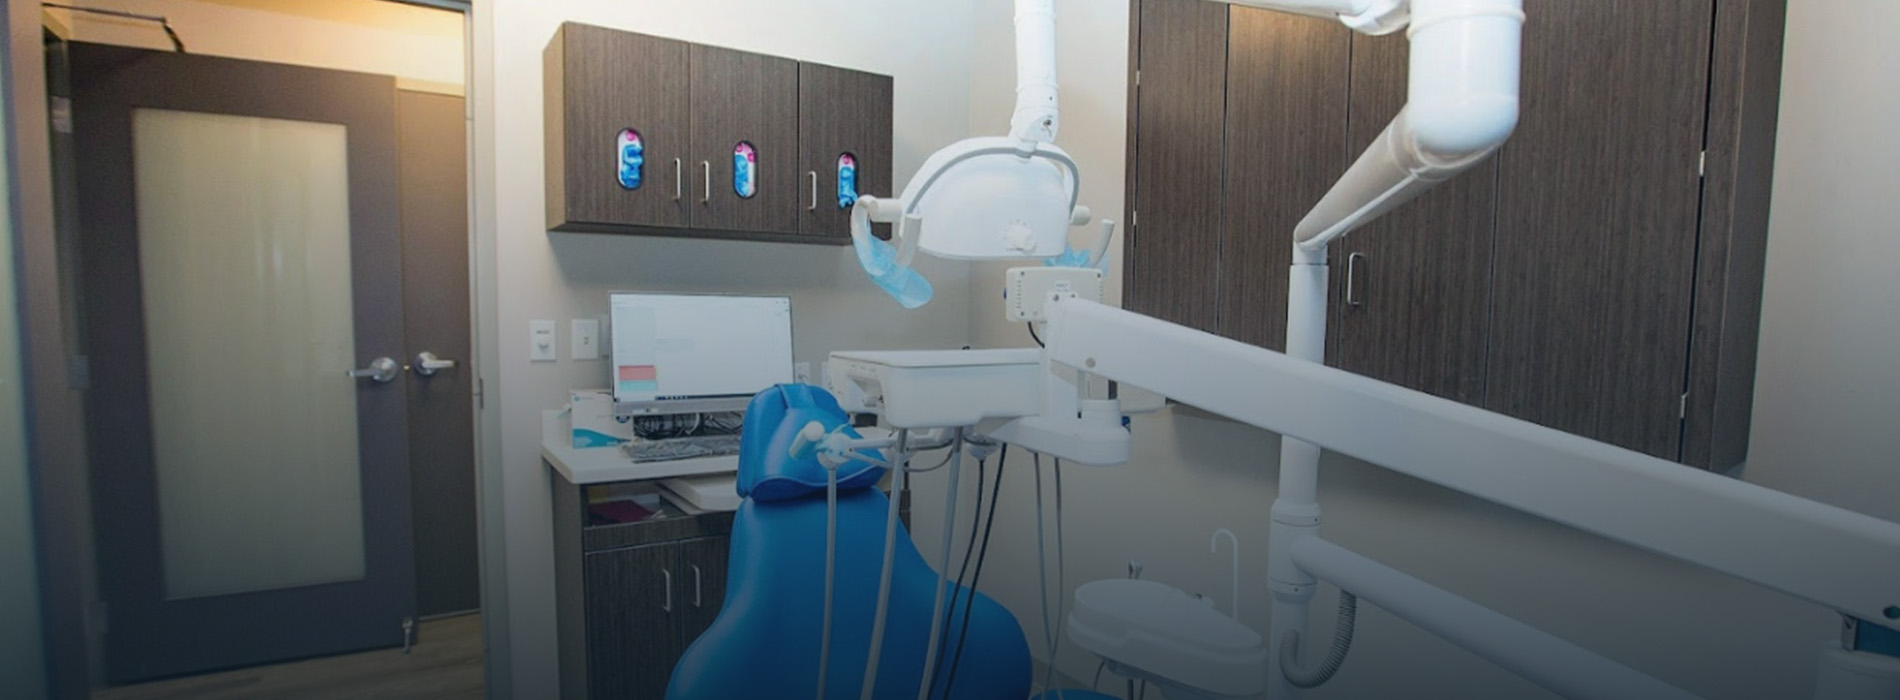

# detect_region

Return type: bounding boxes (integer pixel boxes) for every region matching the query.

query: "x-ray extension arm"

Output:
[1036,297,1900,698]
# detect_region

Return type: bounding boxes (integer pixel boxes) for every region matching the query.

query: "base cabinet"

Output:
[554,472,734,700]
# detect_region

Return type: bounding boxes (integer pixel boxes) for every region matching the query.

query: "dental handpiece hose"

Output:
[859,430,911,700]
[816,445,840,700]
[915,430,964,700]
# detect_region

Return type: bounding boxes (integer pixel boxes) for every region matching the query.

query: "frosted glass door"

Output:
[133,108,365,600]
[78,44,411,683]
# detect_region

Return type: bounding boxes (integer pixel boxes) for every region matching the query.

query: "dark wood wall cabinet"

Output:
[1123,0,1786,470]
[545,22,893,244]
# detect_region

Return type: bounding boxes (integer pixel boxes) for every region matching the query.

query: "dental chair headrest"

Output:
[737,384,886,502]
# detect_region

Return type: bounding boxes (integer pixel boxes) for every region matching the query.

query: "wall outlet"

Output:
[529,319,557,362]
[571,318,600,360]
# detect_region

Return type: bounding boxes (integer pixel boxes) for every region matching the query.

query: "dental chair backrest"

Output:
[666,384,1031,700]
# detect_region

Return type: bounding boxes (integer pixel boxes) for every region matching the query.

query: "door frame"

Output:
[8,0,496,696]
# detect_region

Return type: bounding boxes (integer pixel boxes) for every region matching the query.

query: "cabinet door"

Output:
[675,536,731,650]
[583,544,685,700]
[798,62,893,240]
[689,44,799,234]
[546,24,690,231]
[1484,0,1715,459]
[1218,7,1350,350]
[1125,0,1227,334]
[1329,33,1498,404]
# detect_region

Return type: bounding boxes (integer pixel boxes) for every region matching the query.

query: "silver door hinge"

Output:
[1134,70,1141,86]
[475,377,485,410]
[1698,151,1706,177]
[1679,392,1689,419]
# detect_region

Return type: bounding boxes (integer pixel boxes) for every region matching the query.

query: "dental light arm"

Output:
[1010,0,1060,143]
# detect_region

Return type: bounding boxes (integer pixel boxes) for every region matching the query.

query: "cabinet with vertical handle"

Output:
[552,471,735,700]
[545,22,892,245]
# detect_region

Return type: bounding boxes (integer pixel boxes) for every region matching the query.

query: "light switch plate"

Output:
[571,318,600,360]
[530,319,557,362]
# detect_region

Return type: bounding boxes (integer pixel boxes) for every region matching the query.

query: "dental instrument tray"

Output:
[827,348,1043,428]
[624,433,744,463]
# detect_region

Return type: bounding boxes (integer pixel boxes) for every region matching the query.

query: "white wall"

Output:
[1745,0,1900,523]
[1,37,51,695]
[49,0,463,87]
[475,1,979,695]
[911,1,1898,698]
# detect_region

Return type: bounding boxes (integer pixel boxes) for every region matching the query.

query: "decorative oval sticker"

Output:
[615,128,644,190]
[732,141,758,198]
[837,153,859,210]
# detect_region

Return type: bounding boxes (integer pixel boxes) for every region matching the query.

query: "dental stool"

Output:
[666,384,1031,700]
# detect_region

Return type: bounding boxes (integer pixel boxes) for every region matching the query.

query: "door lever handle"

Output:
[345,357,399,383]
[412,352,457,377]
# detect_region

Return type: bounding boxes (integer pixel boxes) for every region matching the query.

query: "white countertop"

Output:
[541,409,738,485]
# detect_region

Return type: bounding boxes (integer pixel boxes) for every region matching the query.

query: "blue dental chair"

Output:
[666,384,1032,700]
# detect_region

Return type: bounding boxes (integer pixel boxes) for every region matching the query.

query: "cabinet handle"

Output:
[691,564,703,608]
[1346,252,1367,307]
[701,161,711,204]
[661,568,673,613]
[673,158,683,201]
[808,171,819,211]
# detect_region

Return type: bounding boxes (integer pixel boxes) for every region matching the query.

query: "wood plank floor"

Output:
[93,613,484,700]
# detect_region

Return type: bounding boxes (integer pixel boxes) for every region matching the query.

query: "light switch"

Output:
[571,318,600,360]
[530,319,557,362]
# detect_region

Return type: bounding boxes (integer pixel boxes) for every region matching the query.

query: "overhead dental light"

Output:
[850,0,1088,308]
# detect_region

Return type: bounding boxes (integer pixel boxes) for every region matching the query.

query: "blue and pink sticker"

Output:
[836,153,859,210]
[733,141,757,198]
[616,128,643,190]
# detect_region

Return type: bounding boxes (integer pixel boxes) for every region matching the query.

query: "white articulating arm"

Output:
[1214,0,1523,249]
[1041,298,1900,634]
[1011,0,1060,143]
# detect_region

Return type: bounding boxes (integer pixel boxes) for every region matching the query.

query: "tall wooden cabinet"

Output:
[1123,0,1786,470]
[545,22,893,243]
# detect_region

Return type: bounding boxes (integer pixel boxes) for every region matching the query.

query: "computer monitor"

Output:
[608,292,794,415]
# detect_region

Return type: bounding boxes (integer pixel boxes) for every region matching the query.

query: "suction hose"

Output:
[1280,590,1358,688]
[859,430,911,700]
[815,448,840,700]
[915,431,965,700]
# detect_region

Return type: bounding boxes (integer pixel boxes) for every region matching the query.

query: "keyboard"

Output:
[624,433,743,463]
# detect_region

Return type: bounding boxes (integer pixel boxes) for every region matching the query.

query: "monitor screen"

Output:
[608,293,794,410]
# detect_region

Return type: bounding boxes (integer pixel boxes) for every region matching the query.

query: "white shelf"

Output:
[541,409,738,485]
